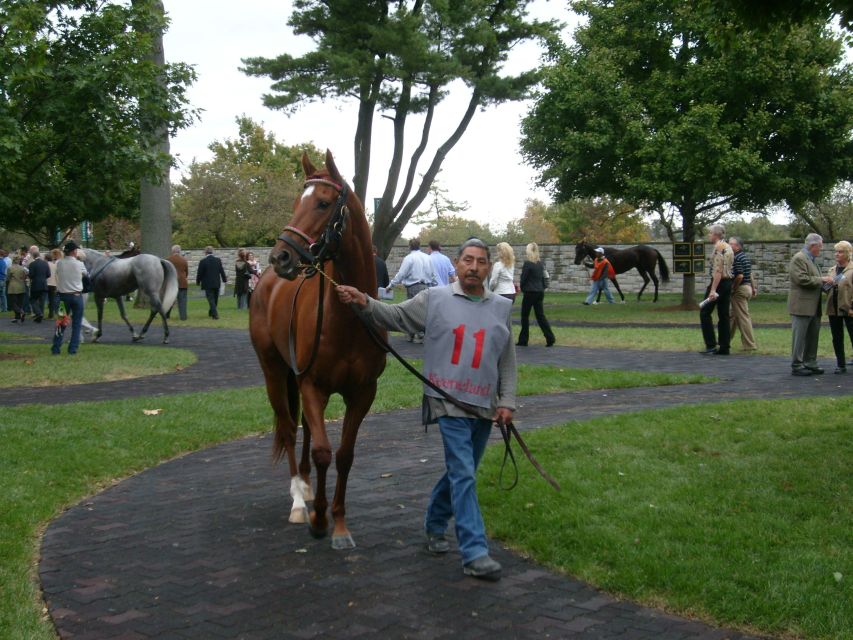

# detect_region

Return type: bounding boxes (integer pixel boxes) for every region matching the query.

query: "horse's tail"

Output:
[159,259,179,311]
[656,249,670,282]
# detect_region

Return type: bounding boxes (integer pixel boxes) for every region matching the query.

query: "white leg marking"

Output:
[289,475,310,524]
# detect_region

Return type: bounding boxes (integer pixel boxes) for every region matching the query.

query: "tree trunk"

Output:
[135,0,171,259]
[680,204,697,307]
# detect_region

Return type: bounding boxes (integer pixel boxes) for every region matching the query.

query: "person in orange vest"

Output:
[583,247,616,305]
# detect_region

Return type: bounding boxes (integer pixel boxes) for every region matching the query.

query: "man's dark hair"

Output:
[428,240,441,251]
[456,237,490,261]
[409,238,421,251]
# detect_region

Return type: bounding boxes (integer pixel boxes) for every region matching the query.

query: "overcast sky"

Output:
[162,1,577,236]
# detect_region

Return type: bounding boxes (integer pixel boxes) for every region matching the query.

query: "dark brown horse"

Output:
[574,241,670,302]
[249,150,386,549]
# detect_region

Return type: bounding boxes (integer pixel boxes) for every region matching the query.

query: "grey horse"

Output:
[81,250,179,344]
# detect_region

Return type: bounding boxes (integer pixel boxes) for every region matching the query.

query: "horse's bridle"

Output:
[277,176,350,276]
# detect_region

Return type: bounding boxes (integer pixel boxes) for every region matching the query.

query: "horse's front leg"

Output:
[114,296,139,340]
[299,383,332,540]
[330,383,377,550]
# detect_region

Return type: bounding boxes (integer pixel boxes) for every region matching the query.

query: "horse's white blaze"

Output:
[301,184,315,201]
[288,475,311,523]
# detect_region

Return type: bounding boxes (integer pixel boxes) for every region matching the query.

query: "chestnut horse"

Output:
[249,151,386,550]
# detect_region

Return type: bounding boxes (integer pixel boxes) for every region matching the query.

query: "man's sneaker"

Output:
[463,555,502,581]
[426,532,449,554]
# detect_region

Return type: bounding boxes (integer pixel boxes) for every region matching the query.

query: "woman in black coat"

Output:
[516,242,555,347]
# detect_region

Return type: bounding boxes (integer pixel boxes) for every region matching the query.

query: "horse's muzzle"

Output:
[269,249,299,280]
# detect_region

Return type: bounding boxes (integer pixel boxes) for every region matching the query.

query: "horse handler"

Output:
[336,238,516,582]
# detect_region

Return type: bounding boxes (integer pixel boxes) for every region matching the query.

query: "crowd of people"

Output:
[696,225,853,374]
[5,236,852,372]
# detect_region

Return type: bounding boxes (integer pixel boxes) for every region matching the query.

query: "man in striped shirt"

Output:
[729,237,757,351]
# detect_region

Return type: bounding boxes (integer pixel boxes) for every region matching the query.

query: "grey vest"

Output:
[422,286,512,409]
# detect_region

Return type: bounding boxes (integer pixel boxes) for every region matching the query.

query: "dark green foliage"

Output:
[521,0,853,302]
[0,1,196,244]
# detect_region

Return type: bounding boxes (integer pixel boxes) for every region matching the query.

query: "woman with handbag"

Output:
[826,240,853,374]
[516,242,555,347]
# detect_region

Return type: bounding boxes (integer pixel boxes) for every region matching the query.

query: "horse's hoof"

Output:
[162,338,169,344]
[331,533,356,550]
[132,335,144,342]
[307,511,328,539]
[289,507,309,524]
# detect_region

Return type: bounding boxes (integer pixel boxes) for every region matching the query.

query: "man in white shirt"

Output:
[428,240,456,286]
[388,238,437,343]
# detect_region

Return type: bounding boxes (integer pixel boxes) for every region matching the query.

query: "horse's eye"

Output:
[317,200,331,210]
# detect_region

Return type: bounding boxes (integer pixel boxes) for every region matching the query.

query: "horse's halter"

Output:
[277,176,350,276]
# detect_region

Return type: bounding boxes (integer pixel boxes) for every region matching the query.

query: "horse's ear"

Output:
[302,152,316,178]
[324,149,342,183]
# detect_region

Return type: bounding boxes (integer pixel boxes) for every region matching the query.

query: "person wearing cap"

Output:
[52,241,88,354]
[336,238,517,582]
[583,247,615,305]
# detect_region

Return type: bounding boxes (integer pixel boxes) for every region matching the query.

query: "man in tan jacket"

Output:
[166,244,189,321]
[699,224,734,355]
[788,233,833,376]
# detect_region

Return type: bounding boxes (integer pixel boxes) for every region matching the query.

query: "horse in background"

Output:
[250,150,386,550]
[574,241,670,302]
[80,250,178,343]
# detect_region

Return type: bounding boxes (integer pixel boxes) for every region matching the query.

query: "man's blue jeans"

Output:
[425,416,493,564]
[584,278,614,304]
[53,293,84,354]
[0,280,6,312]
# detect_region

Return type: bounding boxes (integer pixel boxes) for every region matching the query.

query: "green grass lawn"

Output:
[0,360,701,638]
[516,325,836,358]
[479,397,853,640]
[74,289,796,332]
[0,343,197,387]
[513,292,792,324]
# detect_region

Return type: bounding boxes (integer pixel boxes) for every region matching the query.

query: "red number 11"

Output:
[451,324,485,369]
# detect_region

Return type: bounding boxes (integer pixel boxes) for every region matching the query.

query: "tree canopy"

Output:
[172,117,324,248]
[521,0,853,302]
[242,0,559,258]
[789,182,853,240]
[541,197,650,243]
[0,0,195,245]
[503,199,560,244]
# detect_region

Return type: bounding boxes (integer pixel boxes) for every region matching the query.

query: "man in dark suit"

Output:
[196,246,227,320]
[373,245,389,289]
[27,248,51,322]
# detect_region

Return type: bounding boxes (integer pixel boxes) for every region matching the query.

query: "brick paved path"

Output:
[3,319,846,638]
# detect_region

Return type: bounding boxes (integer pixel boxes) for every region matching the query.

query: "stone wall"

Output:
[189,241,838,295]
